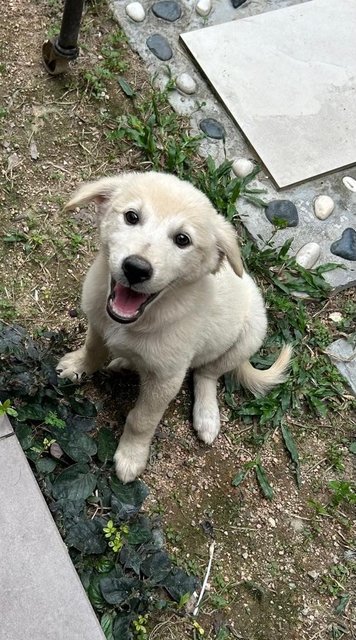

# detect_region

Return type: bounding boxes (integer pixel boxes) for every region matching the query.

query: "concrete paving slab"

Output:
[181,0,356,189]
[0,415,105,640]
[110,0,356,291]
[0,414,13,438]
[326,339,356,396]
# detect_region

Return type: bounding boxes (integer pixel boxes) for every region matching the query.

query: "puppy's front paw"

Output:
[114,442,149,484]
[56,349,94,382]
[193,402,221,445]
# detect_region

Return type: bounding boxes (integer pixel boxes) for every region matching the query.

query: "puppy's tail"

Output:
[235,345,292,397]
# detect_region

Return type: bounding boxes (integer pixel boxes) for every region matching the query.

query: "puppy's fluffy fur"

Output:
[58,171,291,482]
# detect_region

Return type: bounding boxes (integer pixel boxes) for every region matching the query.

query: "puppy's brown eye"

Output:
[124,210,139,225]
[174,233,191,248]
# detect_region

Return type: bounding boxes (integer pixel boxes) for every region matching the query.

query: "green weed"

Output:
[329,480,356,507]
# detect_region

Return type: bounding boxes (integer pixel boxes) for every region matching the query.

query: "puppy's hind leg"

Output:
[193,344,244,445]
[57,324,109,382]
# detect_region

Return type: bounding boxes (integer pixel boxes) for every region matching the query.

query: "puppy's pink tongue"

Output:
[112,283,150,317]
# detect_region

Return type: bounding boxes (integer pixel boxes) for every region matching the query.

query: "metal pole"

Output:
[42,0,85,75]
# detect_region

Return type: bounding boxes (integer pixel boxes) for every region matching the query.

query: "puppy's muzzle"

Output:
[122,255,153,285]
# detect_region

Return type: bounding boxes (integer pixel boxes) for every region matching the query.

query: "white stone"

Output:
[342,175,356,192]
[232,158,254,179]
[196,0,212,17]
[268,517,276,528]
[125,2,145,22]
[176,73,197,95]
[329,312,343,323]
[295,242,321,269]
[307,570,319,580]
[314,194,334,220]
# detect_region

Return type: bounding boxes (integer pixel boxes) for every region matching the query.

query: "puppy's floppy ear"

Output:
[63,177,121,214]
[215,215,244,277]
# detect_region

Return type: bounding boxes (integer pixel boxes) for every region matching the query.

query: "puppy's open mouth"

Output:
[107,280,158,324]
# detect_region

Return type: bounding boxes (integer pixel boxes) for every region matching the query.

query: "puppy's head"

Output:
[65,172,243,324]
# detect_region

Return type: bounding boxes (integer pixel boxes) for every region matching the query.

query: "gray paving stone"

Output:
[0,416,105,640]
[110,0,356,291]
[181,0,356,188]
[0,414,13,438]
[326,339,356,396]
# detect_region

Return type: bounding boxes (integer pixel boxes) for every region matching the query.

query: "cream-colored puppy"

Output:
[57,171,291,483]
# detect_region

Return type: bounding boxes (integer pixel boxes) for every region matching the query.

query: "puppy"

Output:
[57,171,291,483]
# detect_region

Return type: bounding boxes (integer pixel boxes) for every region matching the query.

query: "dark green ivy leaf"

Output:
[112,613,133,640]
[36,457,57,474]
[15,423,34,450]
[140,551,172,583]
[100,576,140,605]
[110,477,149,520]
[88,573,108,610]
[66,517,107,554]
[52,463,97,500]
[120,545,142,575]
[101,612,115,640]
[97,427,117,463]
[161,568,198,602]
[56,430,97,462]
[125,517,152,545]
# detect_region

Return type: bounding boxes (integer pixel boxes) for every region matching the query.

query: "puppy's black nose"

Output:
[122,255,153,285]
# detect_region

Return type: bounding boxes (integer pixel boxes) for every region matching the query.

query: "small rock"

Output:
[242,551,248,559]
[166,470,174,478]
[342,176,356,192]
[30,140,39,160]
[330,228,356,261]
[125,1,146,21]
[265,200,299,227]
[176,72,197,94]
[329,312,343,323]
[314,194,334,220]
[295,242,321,269]
[231,0,247,7]
[290,517,304,532]
[50,442,63,459]
[268,517,276,528]
[6,152,20,173]
[146,34,173,60]
[152,0,181,22]
[196,0,212,17]
[199,118,225,139]
[68,308,78,318]
[232,158,254,178]
[326,339,356,396]
[307,570,319,580]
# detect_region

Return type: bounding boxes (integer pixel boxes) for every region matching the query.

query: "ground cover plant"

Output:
[0,324,198,639]
[0,0,355,638]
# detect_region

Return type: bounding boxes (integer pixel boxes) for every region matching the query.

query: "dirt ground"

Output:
[0,1,355,639]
